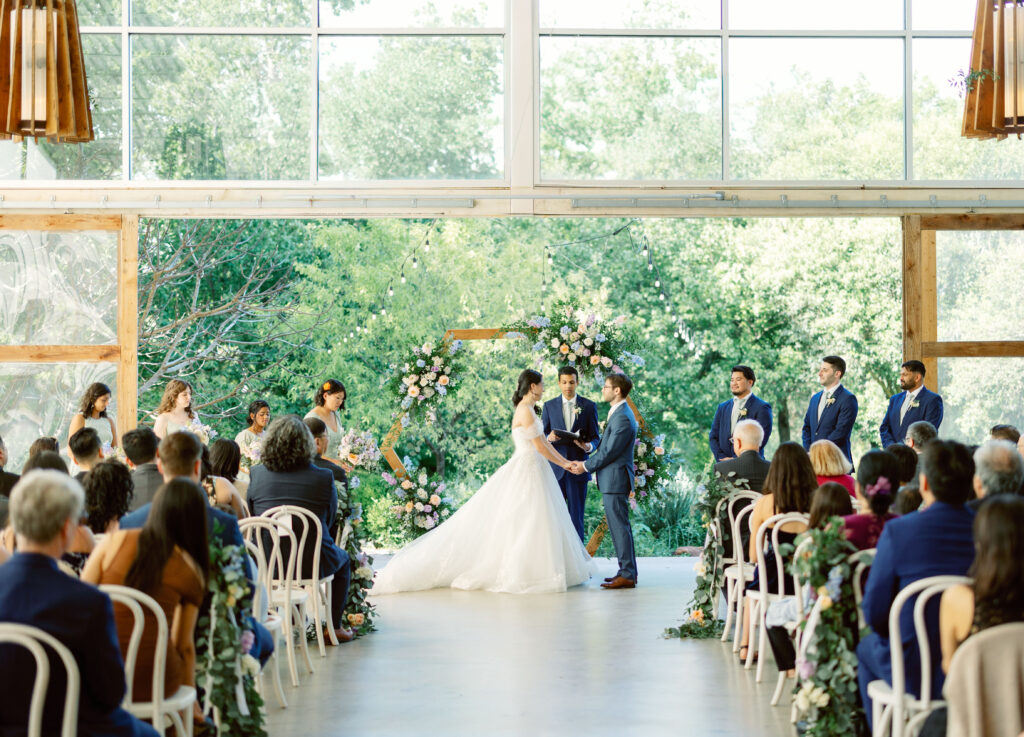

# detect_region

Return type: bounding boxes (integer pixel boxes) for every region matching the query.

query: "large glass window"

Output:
[319,0,504,28]
[937,358,1024,442]
[132,0,311,27]
[729,0,903,30]
[539,0,719,30]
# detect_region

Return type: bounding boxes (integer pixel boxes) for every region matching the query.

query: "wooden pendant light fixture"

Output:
[963,0,1024,139]
[0,0,93,142]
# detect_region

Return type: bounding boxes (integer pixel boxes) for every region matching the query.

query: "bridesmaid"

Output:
[305,379,346,465]
[235,399,270,458]
[68,382,118,450]
[153,380,196,439]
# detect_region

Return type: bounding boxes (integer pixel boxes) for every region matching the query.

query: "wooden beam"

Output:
[921,229,938,386]
[902,216,923,364]
[922,341,1024,358]
[919,214,1024,230]
[0,346,119,362]
[117,215,139,434]
[0,214,122,231]
[444,328,511,341]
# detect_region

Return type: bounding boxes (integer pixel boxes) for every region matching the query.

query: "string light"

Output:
[412,257,419,269]
[424,236,430,253]
[400,273,406,283]
[388,286,394,297]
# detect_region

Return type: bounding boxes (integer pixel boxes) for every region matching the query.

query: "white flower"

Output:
[693,561,707,576]
[810,687,830,708]
[355,566,374,580]
[423,387,436,398]
[636,443,647,456]
[795,690,810,714]
[550,338,560,348]
[584,337,593,346]
[568,353,577,361]
[414,502,424,511]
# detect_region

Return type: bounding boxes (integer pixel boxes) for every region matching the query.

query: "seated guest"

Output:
[209,438,248,501]
[809,439,856,497]
[967,439,1024,512]
[0,434,19,497]
[713,419,771,492]
[905,420,937,454]
[123,427,162,510]
[989,424,1021,444]
[305,416,349,488]
[24,436,59,469]
[0,471,157,737]
[69,427,104,478]
[248,415,353,644]
[83,480,207,707]
[22,450,69,474]
[82,460,135,535]
[893,480,923,515]
[738,442,817,661]
[200,444,245,518]
[844,450,900,550]
[857,440,976,728]
[885,443,919,487]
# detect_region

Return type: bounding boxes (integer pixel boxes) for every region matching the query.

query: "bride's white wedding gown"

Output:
[372,416,596,594]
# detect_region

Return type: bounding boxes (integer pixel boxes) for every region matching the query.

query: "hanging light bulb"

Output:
[424,236,431,253]
[400,272,406,283]
[380,307,387,316]
[654,279,660,288]
[547,252,553,266]
[371,313,377,320]
[388,286,394,297]
[659,292,666,301]
[349,331,354,338]
[412,257,419,269]
[648,263,654,271]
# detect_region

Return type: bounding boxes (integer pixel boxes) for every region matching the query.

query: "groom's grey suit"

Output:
[583,401,639,582]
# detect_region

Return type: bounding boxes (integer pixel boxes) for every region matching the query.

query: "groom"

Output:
[542,366,601,542]
[569,373,639,590]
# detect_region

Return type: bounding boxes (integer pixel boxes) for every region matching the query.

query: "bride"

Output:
[372,369,596,595]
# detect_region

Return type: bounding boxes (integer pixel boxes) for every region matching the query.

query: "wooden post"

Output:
[902,215,924,367]
[920,228,938,387]
[117,215,139,434]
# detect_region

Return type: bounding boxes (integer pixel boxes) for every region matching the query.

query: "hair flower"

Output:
[323,381,332,391]
[864,476,892,497]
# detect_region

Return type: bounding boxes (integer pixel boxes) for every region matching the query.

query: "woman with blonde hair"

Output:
[153,379,196,439]
[68,382,118,450]
[809,439,856,497]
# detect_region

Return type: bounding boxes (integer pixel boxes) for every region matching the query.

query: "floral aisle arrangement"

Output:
[334,484,377,636]
[501,298,642,382]
[195,525,266,736]
[630,430,671,508]
[664,465,748,639]
[789,519,868,737]
[388,338,466,426]
[382,466,456,539]
[337,430,383,488]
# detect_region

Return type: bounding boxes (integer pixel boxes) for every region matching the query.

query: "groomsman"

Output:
[801,355,858,463]
[879,360,944,447]
[542,366,601,542]
[709,365,772,460]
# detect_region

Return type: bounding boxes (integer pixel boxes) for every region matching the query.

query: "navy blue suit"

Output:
[801,384,858,463]
[584,403,640,581]
[541,394,601,541]
[879,387,943,447]
[0,553,158,737]
[708,394,772,460]
[856,502,975,727]
[247,463,351,629]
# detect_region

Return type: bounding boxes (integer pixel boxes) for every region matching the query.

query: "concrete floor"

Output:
[265,557,794,737]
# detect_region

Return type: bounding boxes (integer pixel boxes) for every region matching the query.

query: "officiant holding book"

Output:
[543,366,601,542]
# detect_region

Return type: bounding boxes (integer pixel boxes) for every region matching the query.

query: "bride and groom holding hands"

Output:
[373,366,639,595]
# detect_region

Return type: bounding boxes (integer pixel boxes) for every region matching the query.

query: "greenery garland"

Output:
[789,519,869,737]
[195,525,266,737]
[336,480,378,635]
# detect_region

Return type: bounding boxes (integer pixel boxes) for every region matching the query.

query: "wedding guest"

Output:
[248,416,353,643]
[801,356,858,464]
[738,442,816,661]
[22,450,68,474]
[82,460,135,536]
[153,379,196,439]
[709,365,772,461]
[208,438,248,503]
[885,443,919,486]
[25,436,59,468]
[542,366,601,541]
[714,419,772,492]
[905,420,937,453]
[0,435,19,497]
[809,439,856,497]
[304,417,348,487]
[879,361,943,447]
[69,427,104,477]
[123,427,162,510]
[893,481,923,515]
[235,399,270,460]
[201,444,246,519]
[0,471,158,737]
[305,379,347,465]
[967,439,1024,512]
[843,450,900,550]
[68,381,118,450]
[857,440,976,728]
[82,480,208,710]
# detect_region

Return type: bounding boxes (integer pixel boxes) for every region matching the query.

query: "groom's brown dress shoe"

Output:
[603,577,616,582]
[600,576,636,589]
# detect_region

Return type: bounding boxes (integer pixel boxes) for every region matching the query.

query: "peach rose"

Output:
[590,355,601,365]
[408,385,420,397]
[654,446,665,456]
[347,613,365,626]
[401,479,414,490]
[559,344,570,354]
[438,375,450,385]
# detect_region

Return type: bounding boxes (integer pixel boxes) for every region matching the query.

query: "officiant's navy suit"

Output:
[584,402,639,582]
[801,384,858,463]
[542,394,600,541]
[708,394,772,460]
[879,387,943,446]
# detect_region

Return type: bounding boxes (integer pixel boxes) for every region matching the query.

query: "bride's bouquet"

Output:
[337,430,382,471]
[382,467,455,540]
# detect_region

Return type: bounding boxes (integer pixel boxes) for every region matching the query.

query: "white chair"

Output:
[239,516,313,687]
[262,505,337,655]
[243,538,287,709]
[867,575,972,737]
[721,501,759,648]
[852,548,877,632]
[100,584,197,737]
[746,512,809,679]
[790,596,825,725]
[713,491,760,625]
[769,535,814,706]
[0,622,80,737]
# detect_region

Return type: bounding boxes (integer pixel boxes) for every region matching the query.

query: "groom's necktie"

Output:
[817,391,831,422]
[899,392,915,423]
[563,399,574,430]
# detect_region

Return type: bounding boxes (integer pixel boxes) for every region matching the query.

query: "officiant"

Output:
[543,366,601,542]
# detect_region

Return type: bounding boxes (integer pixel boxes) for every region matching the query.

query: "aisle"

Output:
[266,557,794,737]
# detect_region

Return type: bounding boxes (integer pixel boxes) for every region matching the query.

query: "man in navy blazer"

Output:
[247,416,352,643]
[709,365,772,460]
[801,355,859,463]
[542,366,601,541]
[879,360,944,447]
[0,471,157,737]
[857,440,976,728]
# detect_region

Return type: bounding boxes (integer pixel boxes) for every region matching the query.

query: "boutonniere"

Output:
[910,400,920,409]
[573,406,582,418]
[826,397,836,407]
[738,408,748,418]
